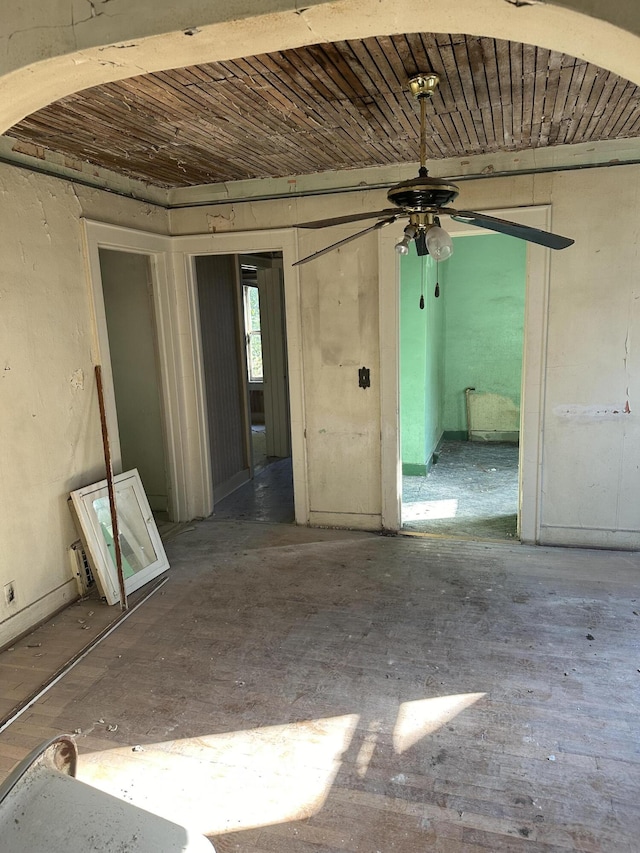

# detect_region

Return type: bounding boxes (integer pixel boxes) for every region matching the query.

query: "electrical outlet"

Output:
[4,581,16,606]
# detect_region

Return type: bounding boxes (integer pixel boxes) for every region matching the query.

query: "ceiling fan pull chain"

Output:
[434,259,440,298]
[419,254,426,310]
[419,94,427,170]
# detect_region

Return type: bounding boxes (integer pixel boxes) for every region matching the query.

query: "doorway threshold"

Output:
[399,528,522,546]
[401,440,519,541]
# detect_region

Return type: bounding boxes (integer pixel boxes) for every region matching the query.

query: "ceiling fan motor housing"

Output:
[387,173,459,212]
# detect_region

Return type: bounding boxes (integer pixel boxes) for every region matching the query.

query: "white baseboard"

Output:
[539,525,640,550]
[308,511,381,531]
[0,579,77,650]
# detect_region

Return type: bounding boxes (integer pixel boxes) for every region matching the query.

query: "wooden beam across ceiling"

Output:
[6,33,640,189]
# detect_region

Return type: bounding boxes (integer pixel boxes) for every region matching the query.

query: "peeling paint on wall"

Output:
[70,368,84,390]
[206,209,235,232]
[468,391,520,432]
[553,403,632,420]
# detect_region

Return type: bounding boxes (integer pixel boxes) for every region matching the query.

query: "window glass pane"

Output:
[92,484,157,577]
[244,284,264,382]
[249,331,263,382]
[248,285,261,332]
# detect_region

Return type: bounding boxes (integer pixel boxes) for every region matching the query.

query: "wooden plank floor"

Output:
[0,583,173,731]
[1,520,639,851]
[0,520,189,729]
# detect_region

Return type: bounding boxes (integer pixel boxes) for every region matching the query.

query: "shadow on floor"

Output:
[402,440,519,540]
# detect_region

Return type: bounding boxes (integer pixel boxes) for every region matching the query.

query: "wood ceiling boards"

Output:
[6,33,640,188]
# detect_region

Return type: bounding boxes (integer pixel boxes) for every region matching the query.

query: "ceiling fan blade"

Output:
[450,211,574,250]
[293,216,399,267]
[297,209,400,229]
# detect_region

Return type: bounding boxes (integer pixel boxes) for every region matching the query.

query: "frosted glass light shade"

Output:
[425,225,453,261]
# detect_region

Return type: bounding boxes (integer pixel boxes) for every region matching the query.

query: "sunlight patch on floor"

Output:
[78,695,487,837]
[402,498,459,522]
[393,693,486,753]
[78,715,359,836]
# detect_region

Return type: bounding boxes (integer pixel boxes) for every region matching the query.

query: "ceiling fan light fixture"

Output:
[425,225,454,261]
[395,224,418,255]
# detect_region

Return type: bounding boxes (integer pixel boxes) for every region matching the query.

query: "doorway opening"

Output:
[98,248,170,515]
[194,251,294,524]
[399,233,526,540]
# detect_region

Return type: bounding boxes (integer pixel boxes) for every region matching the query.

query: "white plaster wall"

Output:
[171,161,640,547]
[0,164,168,647]
[540,167,640,547]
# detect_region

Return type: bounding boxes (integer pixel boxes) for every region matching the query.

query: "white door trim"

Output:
[379,205,552,543]
[169,229,308,523]
[83,222,308,525]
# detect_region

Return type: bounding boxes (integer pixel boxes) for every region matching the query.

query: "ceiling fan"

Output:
[293,72,574,267]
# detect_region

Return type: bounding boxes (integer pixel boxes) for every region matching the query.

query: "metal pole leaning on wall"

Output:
[94,365,128,611]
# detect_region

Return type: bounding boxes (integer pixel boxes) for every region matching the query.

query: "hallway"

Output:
[212,456,295,524]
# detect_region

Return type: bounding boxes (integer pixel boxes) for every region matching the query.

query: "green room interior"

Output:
[400,233,527,476]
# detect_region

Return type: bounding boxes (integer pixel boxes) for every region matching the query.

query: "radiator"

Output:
[465,388,520,442]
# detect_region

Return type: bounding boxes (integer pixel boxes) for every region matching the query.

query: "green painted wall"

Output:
[441,234,526,435]
[400,251,443,474]
[400,233,526,470]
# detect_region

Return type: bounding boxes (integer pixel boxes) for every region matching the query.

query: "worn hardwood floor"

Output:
[1,520,639,851]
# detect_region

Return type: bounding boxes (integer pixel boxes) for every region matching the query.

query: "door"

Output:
[195,254,252,503]
[257,259,291,459]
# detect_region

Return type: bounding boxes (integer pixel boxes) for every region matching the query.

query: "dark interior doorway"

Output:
[98,248,169,514]
[194,251,294,524]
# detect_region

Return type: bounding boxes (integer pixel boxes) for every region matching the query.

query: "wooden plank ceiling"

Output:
[7,33,640,188]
